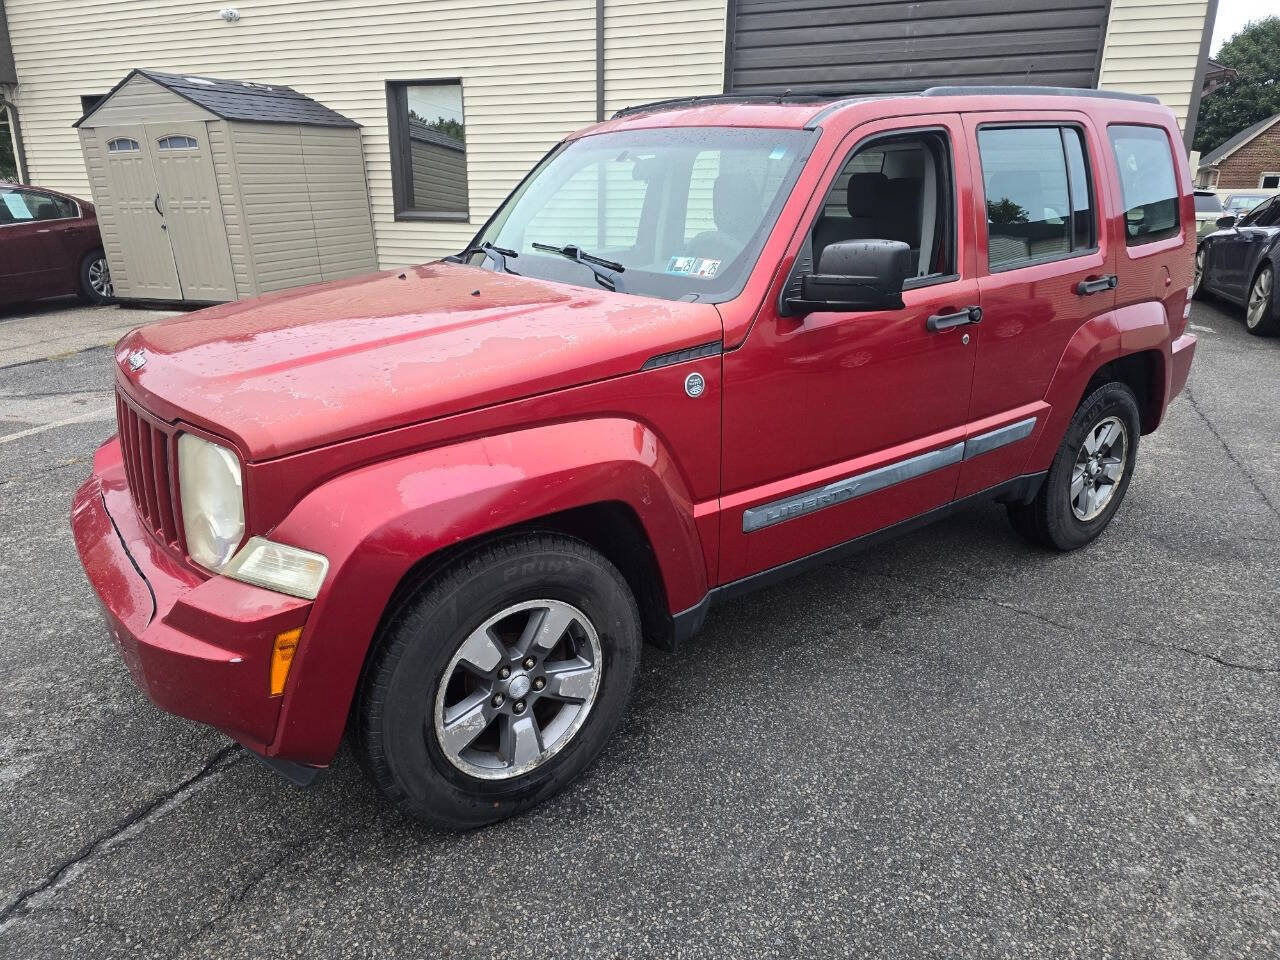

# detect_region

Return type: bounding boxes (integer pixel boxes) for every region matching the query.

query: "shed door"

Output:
[144,123,236,302]
[98,126,183,300]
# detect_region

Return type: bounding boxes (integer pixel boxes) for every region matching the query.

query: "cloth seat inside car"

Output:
[813,172,923,272]
[687,172,762,262]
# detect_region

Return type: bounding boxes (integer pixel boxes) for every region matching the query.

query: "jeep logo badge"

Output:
[127,350,147,372]
[684,372,705,398]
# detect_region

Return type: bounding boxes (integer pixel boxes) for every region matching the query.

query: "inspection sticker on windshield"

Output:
[666,256,721,278]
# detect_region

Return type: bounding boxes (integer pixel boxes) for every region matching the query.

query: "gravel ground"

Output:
[0,298,1276,959]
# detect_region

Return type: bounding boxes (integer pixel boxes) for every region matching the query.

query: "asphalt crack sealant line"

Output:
[0,745,245,933]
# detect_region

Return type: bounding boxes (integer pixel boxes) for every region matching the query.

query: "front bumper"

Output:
[72,438,312,755]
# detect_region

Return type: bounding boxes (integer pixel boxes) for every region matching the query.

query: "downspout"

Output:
[1,90,26,182]
[595,0,605,122]
[1183,0,1219,152]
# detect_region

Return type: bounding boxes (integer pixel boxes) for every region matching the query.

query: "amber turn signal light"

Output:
[270,628,303,697]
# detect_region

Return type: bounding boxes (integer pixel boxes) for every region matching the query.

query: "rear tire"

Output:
[1006,382,1140,551]
[355,534,641,829]
[78,250,113,304]
[1245,264,1278,337]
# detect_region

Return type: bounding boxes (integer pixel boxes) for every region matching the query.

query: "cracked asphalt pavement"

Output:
[1,298,1277,958]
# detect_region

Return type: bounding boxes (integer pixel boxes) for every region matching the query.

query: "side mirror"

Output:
[1216,214,1237,230]
[788,239,912,315]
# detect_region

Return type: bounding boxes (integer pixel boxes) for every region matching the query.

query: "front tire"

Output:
[78,250,113,303]
[1006,382,1140,551]
[1245,264,1278,336]
[355,534,641,829]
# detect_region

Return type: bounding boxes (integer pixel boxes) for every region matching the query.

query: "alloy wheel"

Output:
[1192,248,1203,296]
[433,599,602,780]
[1247,267,1272,330]
[89,257,114,298]
[1070,415,1128,521]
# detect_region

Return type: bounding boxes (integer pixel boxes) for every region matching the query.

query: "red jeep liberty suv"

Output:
[73,87,1197,828]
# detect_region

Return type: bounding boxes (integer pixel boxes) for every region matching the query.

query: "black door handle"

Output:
[1076,274,1117,296]
[153,193,163,216]
[926,305,982,332]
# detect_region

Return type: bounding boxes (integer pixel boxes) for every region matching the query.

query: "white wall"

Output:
[6,0,726,269]
[1097,0,1212,134]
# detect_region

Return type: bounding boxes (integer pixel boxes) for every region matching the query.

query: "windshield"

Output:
[1193,192,1222,213]
[471,127,814,302]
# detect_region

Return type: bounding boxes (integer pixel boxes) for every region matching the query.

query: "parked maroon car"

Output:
[0,183,112,307]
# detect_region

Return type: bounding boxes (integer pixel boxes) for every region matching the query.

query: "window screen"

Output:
[387,80,469,219]
[978,126,1096,270]
[1108,125,1179,246]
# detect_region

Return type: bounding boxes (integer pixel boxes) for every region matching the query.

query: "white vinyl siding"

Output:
[7,0,725,271]
[603,0,726,116]
[1097,0,1211,133]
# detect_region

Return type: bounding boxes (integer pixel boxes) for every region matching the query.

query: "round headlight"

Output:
[177,433,245,571]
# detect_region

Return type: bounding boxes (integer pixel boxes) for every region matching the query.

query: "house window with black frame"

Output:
[978,125,1097,270]
[387,80,469,221]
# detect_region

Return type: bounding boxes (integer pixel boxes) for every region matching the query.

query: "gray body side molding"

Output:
[743,417,1038,533]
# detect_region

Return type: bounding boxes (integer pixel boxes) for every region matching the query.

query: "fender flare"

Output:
[265,417,707,766]
[1025,302,1171,472]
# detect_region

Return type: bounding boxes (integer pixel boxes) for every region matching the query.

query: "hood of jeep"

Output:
[114,261,721,459]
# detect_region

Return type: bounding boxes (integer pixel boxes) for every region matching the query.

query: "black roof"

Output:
[74,69,359,129]
[1200,112,1280,167]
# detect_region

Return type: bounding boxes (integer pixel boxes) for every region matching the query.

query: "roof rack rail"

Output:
[922,85,1161,104]
[610,90,863,119]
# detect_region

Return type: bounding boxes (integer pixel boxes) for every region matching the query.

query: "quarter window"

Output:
[156,135,198,150]
[1108,125,1179,246]
[387,80,469,220]
[977,126,1096,270]
[107,138,140,152]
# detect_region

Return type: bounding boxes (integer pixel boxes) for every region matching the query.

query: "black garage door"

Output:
[725,0,1110,94]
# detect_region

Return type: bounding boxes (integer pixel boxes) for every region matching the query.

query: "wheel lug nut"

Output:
[492,693,505,708]
[513,700,526,714]
[522,657,535,670]
[498,666,510,680]
[533,677,545,691]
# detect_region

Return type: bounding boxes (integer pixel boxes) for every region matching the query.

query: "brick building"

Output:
[1196,113,1280,190]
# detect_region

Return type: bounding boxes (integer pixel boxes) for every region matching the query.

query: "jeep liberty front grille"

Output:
[115,389,183,550]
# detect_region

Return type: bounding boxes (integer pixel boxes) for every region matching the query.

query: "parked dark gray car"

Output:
[1194,194,1280,336]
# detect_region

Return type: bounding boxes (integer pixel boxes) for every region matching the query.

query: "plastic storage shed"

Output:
[74,69,377,304]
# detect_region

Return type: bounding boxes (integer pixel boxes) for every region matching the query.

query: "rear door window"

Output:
[976,126,1096,271]
[1108,125,1180,246]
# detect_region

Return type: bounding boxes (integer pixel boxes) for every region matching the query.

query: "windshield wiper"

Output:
[530,242,626,293]
[453,241,519,274]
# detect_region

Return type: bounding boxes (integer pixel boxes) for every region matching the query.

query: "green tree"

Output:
[1194,16,1280,153]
